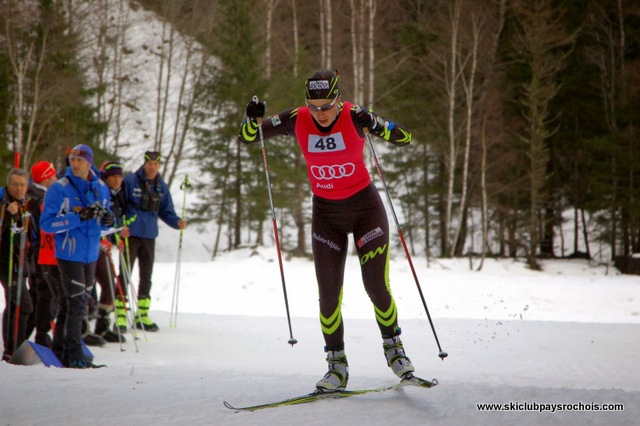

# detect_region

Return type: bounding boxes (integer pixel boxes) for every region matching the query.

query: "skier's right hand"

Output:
[246,96,266,119]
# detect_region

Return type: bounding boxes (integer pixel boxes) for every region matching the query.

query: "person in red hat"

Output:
[26,161,59,348]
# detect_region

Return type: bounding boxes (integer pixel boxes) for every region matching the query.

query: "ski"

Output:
[223,375,437,412]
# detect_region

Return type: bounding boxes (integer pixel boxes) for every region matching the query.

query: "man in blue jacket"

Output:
[122,151,186,332]
[40,144,114,368]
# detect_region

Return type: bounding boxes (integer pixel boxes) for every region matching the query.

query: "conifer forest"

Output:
[2,0,640,269]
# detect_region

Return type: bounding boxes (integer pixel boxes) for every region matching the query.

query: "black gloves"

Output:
[79,205,100,221]
[353,106,376,130]
[101,211,115,227]
[78,202,112,224]
[246,96,266,119]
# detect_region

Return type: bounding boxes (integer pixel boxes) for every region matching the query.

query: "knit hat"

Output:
[101,161,124,179]
[305,69,340,99]
[144,151,162,163]
[31,161,56,184]
[68,144,94,165]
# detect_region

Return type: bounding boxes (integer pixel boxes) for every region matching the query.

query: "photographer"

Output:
[40,144,113,368]
[122,151,186,332]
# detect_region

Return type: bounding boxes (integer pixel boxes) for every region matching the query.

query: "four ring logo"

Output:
[311,163,356,180]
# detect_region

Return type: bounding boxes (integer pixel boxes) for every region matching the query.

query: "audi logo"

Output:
[310,163,356,180]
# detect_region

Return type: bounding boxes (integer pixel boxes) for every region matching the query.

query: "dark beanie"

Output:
[101,161,124,179]
[144,151,162,163]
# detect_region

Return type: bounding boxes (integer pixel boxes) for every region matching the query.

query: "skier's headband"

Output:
[305,74,339,99]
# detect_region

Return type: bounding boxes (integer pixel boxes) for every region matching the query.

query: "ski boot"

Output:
[316,349,349,391]
[383,333,415,378]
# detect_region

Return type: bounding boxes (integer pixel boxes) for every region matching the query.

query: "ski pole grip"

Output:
[252,95,263,125]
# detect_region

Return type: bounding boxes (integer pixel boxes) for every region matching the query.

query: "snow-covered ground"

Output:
[1,223,639,426]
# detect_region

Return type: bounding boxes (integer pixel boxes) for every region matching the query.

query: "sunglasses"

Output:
[306,95,339,112]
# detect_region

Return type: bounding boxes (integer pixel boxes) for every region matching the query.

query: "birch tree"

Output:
[449,10,481,258]
[2,2,40,167]
[319,0,332,69]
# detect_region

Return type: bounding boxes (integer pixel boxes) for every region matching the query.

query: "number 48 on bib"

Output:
[308,132,346,153]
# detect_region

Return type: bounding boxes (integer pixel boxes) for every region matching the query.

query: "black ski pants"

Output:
[94,249,118,307]
[0,261,33,357]
[125,237,155,299]
[311,183,399,351]
[54,259,96,364]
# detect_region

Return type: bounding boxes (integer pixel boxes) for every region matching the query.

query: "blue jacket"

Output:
[40,166,111,263]
[123,167,181,239]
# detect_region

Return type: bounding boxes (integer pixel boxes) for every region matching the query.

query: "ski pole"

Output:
[0,203,6,247]
[170,175,190,328]
[102,241,125,351]
[112,233,139,351]
[13,211,30,352]
[254,96,297,346]
[115,221,147,341]
[6,217,15,354]
[118,246,148,343]
[365,132,448,360]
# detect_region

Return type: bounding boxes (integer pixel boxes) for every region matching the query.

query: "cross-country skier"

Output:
[238,69,417,391]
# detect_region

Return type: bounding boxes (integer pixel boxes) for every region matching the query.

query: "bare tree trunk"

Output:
[581,208,591,258]
[291,0,299,78]
[158,17,176,156]
[348,0,361,103]
[477,113,488,271]
[443,0,462,257]
[450,10,481,257]
[114,0,129,155]
[23,35,47,168]
[366,0,376,106]
[291,0,306,254]
[5,28,35,165]
[154,18,168,151]
[325,0,332,70]
[265,0,282,79]
[319,0,326,67]
[318,0,331,68]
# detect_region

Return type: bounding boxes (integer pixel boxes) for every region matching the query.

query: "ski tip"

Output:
[400,374,438,388]
[223,401,241,411]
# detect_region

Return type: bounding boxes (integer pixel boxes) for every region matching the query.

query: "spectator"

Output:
[0,169,37,360]
[122,151,186,332]
[92,161,128,341]
[26,161,59,348]
[40,144,114,368]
